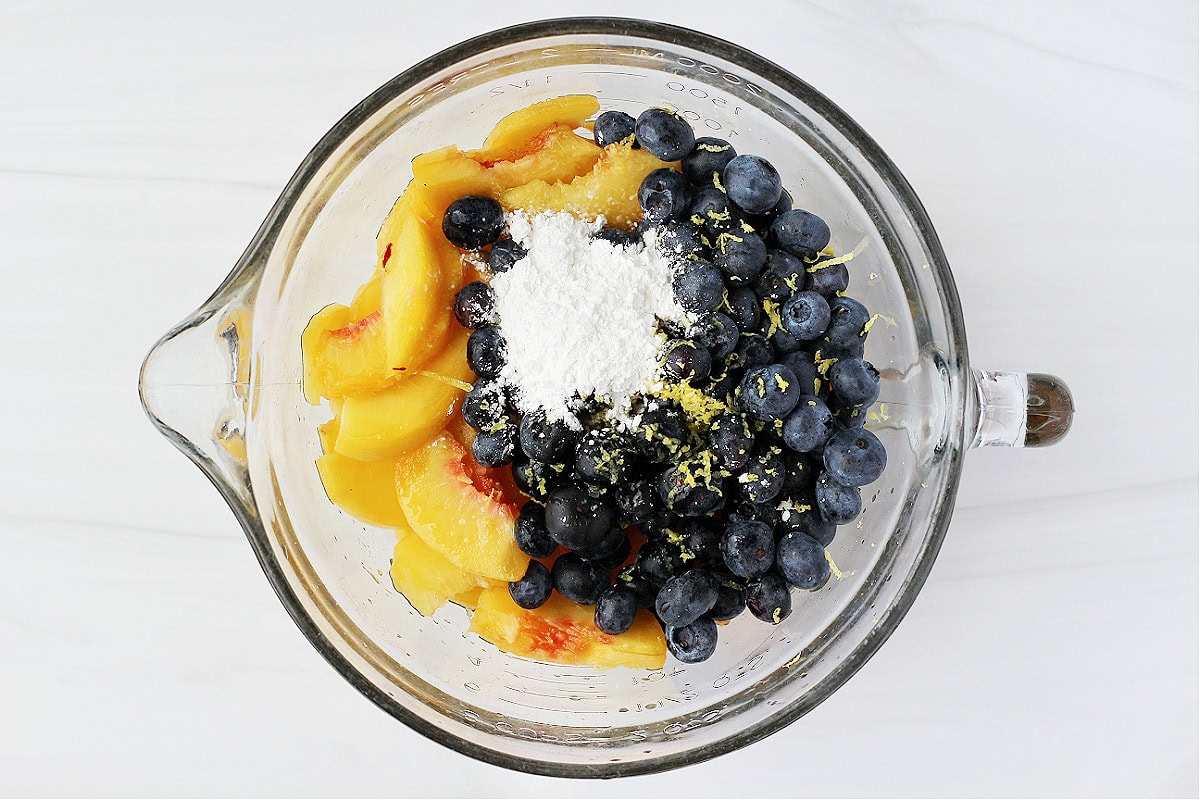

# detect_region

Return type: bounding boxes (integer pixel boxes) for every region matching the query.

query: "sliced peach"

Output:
[450,585,485,610]
[390,524,495,616]
[301,303,352,404]
[481,95,600,159]
[316,449,408,529]
[350,268,383,319]
[497,142,672,229]
[307,310,395,400]
[407,147,497,223]
[333,327,472,461]
[469,587,667,669]
[394,434,525,581]
[445,413,529,508]
[317,405,341,454]
[475,124,602,188]
[380,210,459,372]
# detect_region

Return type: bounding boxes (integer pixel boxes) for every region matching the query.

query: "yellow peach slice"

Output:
[333,327,472,461]
[390,525,495,617]
[380,211,453,372]
[475,124,602,188]
[497,142,672,229]
[469,587,667,669]
[480,94,600,159]
[350,268,383,319]
[394,434,525,581]
[316,449,408,529]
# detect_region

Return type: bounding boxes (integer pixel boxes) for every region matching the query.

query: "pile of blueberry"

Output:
[443,107,886,664]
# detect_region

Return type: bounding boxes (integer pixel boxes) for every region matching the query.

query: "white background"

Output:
[1,1,1197,796]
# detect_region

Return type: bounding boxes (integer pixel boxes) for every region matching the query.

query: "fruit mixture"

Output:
[302,95,886,669]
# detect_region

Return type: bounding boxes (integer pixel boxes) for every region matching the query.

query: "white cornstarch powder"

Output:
[490,210,691,427]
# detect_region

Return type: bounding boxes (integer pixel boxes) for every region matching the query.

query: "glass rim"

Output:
[183,16,970,779]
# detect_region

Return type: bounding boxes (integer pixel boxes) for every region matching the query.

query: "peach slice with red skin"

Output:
[469,587,667,669]
[394,433,526,582]
[497,141,673,229]
[479,94,600,159]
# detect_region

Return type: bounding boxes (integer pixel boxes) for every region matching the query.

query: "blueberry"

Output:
[461,380,506,430]
[453,281,497,329]
[575,525,632,569]
[779,351,819,397]
[616,564,660,608]
[823,427,887,486]
[466,326,505,379]
[832,402,869,430]
[636,540,686,586]
[551,553,608,604]
[689,187,741,237]
[682,137,736,184]
[634,108,696,162]
[824,296,871,350]
[769,209,831,260]
[712,230,767,284]
[732,446,786,505]
[690,312,739,360]
[746,572,792,624]
[594,226,642,247]
[708,412,755,471]
[781,291,832,340]
[518,408,577,463]
[657,454,725,517]
[655,569,720,626]
[765,324,805,358]
[723,155,783,215]
[829,357,880,407]
[471,421,516,467]
[594,584,640,635]
[509,560,553,609]
[807,259,850,297]
[631,404,691,463]
[780,450,816,494]
[781,513,838,547]
[515,501,558,558]
[653,219,706,258]
[706,368,739,405]
[613,477,660,526]
[727,334,773,373]
[709,579,748,621]
[725,286,762,333]
[756,249,806,303]
[776,530,830,591]
[488,237,526,273]
[666,616,719,663]
[442,196,505,250]
[575,428,635,486]
[511,455,562,500]
[738,364,801,421]
[594,109,637,147]
[719,517,776,579]
[781,396,834,453]
[661,339,713,383]
[815,471,862,524]
[672,258,725,313]
[733,499,780,528]
[747,188,792,229]
[639,168,693,224]
[680,518,723,565]
[544,483,616,551]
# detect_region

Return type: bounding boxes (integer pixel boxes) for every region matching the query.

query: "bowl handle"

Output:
[138,276,258,518]
[969,370,1074,448]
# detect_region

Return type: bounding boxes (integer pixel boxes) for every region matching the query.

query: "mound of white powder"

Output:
[489,211,691,428]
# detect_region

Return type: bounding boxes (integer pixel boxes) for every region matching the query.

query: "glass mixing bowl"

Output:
[138,18,1074,777]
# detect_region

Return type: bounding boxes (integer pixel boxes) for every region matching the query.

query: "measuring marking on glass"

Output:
[580,71,646,78]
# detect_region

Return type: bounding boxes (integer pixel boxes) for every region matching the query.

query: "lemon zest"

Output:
[807,235,869,273]
[412,370,473,392]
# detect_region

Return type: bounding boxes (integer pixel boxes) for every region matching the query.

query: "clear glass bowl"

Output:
[138,18,1074,777]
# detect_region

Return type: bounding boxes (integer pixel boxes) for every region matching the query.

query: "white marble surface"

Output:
[1,1,1197,796]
